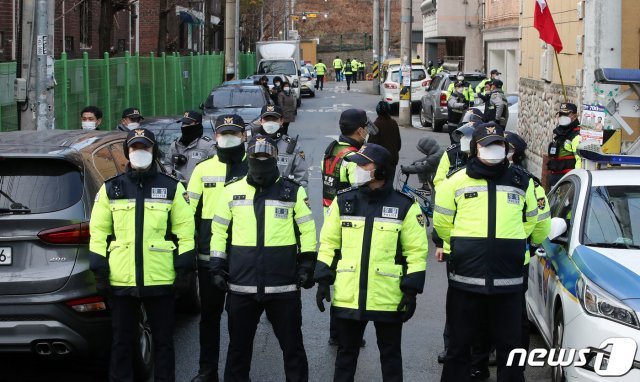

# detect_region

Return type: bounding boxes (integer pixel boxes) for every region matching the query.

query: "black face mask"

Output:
[247,157,279,188]
[180,124,204,145]
[217,144,245,164]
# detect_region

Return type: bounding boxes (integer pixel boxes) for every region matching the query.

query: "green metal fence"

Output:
[54,51,225,130]
[0,62,18,132]
[238,53,257,79]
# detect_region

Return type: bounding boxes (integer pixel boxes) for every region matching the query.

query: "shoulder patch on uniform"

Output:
[337,187,356,195]
[416,214,425,227]
[537,198,546,210]
[183,191,190,204]
[446,166,466,179]
[446,144,459,152]
[225,176,244,186]
[298,151,305,160]
[304,198,311,209]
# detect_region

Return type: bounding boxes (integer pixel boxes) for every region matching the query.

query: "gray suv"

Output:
[0,130,153,377]
[419,72,487,132]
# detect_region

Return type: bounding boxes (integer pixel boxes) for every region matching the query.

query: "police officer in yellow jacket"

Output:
[187,114,248,382]
[210,135,317,382]
[547,102,582,187]
[434,123,539,382]
[89,128,195,382]
[315,143,428,382]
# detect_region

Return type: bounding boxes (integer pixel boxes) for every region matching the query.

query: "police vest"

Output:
[88,168,195,296]
[316,186,428,322]
[344,62,352,74]
[547,126,581,174]
[209,178,317,295]
[322,141,357,207]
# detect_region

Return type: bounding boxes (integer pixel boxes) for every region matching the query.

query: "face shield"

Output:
[247,137,278,159]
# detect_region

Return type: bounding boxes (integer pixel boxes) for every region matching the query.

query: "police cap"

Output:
[122,107,144,120]
[126,128,156,148]
[260,105,283,119]
[215,114,245,133]
[473,122,505,147]
[177,110,203,125]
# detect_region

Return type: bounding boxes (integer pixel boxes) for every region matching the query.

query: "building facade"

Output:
[420,0,483,71]
[518,0,640,179]
[482,0,519,94]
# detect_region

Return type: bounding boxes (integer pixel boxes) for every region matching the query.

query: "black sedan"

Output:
[201,84,273,126]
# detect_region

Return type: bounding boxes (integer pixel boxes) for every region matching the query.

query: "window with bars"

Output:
[80,0,92,49]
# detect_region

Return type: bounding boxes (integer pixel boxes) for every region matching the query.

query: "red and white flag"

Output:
[534,0,563,53]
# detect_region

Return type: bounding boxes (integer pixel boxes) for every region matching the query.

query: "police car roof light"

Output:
[578,149,640,166]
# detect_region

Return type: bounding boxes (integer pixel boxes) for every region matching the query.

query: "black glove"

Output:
[397,293,417,322]
[212,274,229,291]
[297,269,315,289]
[316,283,331,312]
[173,270,191,297]
[94,273,111,296]
[400,165,408,174]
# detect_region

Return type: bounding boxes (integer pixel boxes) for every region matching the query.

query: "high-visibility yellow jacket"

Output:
[446,82,475,102]
[89,167,195,296]
[433,162,539,294]
[315,185,428,322]
[210,177,317,296]
[333,58,343,69]
[314,62,327,75]
[187,152,248,262]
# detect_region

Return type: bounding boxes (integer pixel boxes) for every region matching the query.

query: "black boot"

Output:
[191,369,218,382]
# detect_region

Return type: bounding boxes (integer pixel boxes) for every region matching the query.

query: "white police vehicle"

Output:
[527,149,640,381]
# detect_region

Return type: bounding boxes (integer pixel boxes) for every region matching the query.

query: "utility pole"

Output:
[398,0,411,126]
[234,0,239,71]
[382,0,390,60]
[372,0,380,95]
[224,0,235,79]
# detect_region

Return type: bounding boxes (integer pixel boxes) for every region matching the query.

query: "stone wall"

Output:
[518,77,581,179]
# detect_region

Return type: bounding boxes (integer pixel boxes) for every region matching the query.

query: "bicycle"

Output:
[395,171,434,225]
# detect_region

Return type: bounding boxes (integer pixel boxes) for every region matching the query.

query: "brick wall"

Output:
[0,2,16,62]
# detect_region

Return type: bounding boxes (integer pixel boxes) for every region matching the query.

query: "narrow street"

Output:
[0,80,551,381]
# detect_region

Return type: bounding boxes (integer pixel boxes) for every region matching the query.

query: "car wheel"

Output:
[551,308,566,382]
[431,108,443,132]
[296,98,301,108]
[175,271,201,314]
[133,305,154,381]
[419,106,430,127]
[310,91,315,98]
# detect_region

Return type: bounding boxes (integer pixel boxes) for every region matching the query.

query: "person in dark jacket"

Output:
[368,101,401,166]
[401,137,443,192]
[270,76,283,105]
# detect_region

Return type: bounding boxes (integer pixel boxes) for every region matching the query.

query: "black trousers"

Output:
[224,293,308,382]
[352,72,357,83]
[315,75,325,90]
[110,294,175,382]
[440,288,523,382]
[335,68,342,81]
[471,267,530,372]
[196,264,226,376]
[334,317,403,382]
[345,74,352,90]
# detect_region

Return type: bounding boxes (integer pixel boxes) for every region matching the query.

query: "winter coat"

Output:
[368,115,402,166]
[277,91,297,123]
[401,137,443,182]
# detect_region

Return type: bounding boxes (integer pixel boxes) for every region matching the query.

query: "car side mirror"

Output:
[548,217,568,243]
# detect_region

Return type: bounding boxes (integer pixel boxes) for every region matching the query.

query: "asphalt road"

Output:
[1,80,551,382]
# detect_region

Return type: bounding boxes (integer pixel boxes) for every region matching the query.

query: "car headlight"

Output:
[577,276,640,329]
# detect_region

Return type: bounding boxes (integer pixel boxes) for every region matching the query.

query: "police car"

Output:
[527,149,640,381]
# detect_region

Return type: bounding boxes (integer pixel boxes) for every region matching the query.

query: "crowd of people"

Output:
[77,61,586,382]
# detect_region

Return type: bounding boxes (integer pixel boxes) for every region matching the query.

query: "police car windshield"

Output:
[583,186,640,249]
[258,60,297,76]
[206,88,266,109]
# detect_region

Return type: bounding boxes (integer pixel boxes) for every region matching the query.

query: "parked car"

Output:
[221,79,256,87]
[528,153,640,382]
[380,59,429,113]
[0,130,153,376]
[419,71,487,132]
[201,84,273,126]
[299,67,316,97]
[505,95,519,132]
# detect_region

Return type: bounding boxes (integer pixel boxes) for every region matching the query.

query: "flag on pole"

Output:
[534,0,563,53]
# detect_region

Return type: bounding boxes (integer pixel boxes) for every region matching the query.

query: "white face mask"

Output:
[129,149,153,170]
[275,82,281,87]
[82,121,97,130]
[352,166,374,187]
[217,135,243,148]
[477,144,506,164]
[457,76,464,81]
[127,122,140,130]
[456,87,464,93]
[558,116,572,126]
[460,137,472,153]
[262,121,281,134]
[283,87,290,92]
